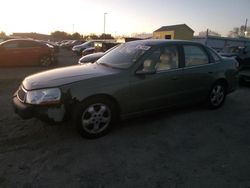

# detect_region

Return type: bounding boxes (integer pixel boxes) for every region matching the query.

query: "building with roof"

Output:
[153,24,194,40]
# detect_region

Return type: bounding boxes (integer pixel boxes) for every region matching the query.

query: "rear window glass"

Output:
[184,45,209,67]
[207,47,221,62]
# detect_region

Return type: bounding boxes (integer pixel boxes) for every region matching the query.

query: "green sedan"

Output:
[13,40,238,138]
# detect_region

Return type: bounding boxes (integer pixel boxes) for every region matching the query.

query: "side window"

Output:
[19,41,41,48]
[2,41,18,49]
[184,45,209,67]
[156,45,179,71]
[142,49,161,72]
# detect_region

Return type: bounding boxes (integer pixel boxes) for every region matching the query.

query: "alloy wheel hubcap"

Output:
[210,85,224,106]
[81,103,111,134]
[41,57,51,66]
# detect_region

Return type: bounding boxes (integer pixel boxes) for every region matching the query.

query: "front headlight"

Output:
[25,88,61,105]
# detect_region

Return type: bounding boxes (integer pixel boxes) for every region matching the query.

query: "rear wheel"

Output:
[208,82,226,109]
[75,97,117,139]
[40,56,52,66]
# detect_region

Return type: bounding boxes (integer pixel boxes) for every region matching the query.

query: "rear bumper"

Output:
[13,96,65,122]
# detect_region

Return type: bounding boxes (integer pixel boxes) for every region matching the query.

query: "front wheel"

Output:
[75,98,117,139]
[208,82,226,109]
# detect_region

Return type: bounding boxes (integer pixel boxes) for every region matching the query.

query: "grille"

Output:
[17,87,26,102]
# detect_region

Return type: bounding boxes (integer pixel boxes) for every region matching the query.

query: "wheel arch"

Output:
[73,93,121,120]
[213,78,228,93]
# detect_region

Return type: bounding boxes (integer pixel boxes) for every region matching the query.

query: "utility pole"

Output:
[205,28,209,45]
[245,18,248,31]
[244,18,248,37]
[104,13,107,35]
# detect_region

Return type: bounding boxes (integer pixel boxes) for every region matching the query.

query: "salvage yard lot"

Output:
[0,50,250,187]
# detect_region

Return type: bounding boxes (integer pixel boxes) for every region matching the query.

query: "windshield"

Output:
[97,42,151,69]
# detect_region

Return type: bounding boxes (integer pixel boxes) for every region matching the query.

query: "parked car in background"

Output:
[220,45,250,69]
[0,39,56,67]
[81,41,119,56]
[38,40,60,53]
[72,40,116,56]
[81,47,95,56]
[59,40,74,48]
[61,40,85,50]
[78,44,119,64]
[78,52,105,64]
[13,40,238,138]
[72,40,97,55]
[220,45,250,83]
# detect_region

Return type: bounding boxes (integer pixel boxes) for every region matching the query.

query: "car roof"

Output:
[126,39,204,47]
[0,38,40,45]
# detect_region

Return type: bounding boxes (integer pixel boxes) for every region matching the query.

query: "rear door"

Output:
[18,40,44,65]
[180,44,217,102]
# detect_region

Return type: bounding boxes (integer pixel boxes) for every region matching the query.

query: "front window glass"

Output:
[141,45,179,72]
[184,45,209,67]
[156,46,179,71]
[97,42,151,69]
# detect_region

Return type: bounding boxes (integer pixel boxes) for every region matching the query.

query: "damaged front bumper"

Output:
[13,96,65,123]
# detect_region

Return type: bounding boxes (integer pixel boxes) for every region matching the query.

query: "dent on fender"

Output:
[47,105,65,122]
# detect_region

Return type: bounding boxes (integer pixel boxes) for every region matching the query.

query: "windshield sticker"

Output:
[136,45,151,51]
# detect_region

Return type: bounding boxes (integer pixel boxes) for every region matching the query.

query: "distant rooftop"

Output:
[154,24,194,33]
[10,32,51,40]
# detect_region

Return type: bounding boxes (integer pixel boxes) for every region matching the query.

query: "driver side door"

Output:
[129,45,184,114]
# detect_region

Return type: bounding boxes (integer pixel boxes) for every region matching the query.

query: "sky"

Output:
[0,0,249,36]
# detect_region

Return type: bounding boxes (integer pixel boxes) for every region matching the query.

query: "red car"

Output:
[0,39,56,66]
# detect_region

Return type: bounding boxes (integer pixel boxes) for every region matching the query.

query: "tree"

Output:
[71,32,82,40]
[51,31,70,41]
[99,33,114,39]
[0,31,6,38]
[83,34,99,40]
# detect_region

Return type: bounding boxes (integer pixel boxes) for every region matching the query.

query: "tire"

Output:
[40,56,52,67]
[208,82,226,109]
[75,97,117,139]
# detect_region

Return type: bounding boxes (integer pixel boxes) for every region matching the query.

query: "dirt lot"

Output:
[0,50,250,188]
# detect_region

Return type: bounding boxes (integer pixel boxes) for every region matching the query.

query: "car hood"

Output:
[23,63,119,90]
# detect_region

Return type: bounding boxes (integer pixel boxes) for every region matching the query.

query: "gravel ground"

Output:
[0,49,250,188]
